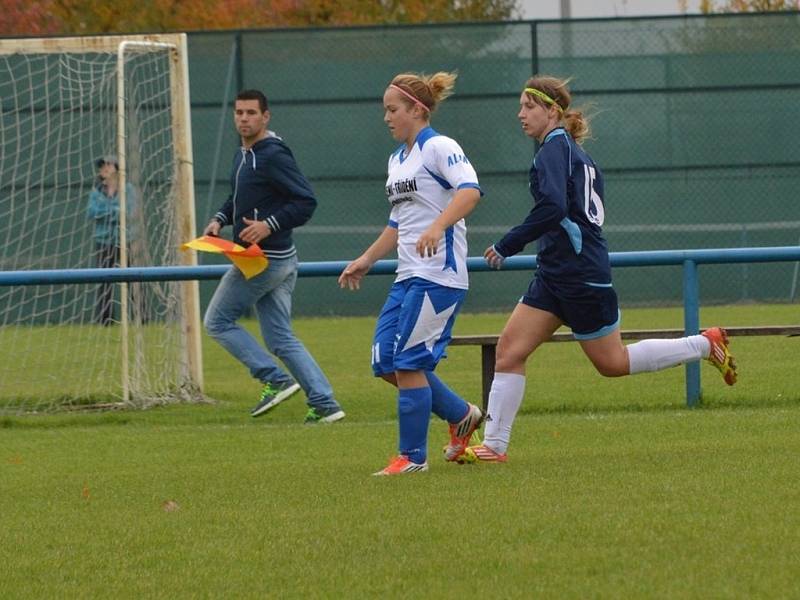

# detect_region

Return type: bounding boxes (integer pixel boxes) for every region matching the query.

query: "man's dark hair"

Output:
[236,89,269,112]
[95,155,119,170]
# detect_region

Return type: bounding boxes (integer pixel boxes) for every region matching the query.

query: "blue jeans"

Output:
[203,256,340,412]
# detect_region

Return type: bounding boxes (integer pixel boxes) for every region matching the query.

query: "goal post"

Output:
[0,34,203,413]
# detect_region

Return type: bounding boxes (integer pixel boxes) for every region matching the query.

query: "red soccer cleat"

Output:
[702,327,738,385]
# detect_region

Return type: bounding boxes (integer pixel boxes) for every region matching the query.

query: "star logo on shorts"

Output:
[401,292,458,353]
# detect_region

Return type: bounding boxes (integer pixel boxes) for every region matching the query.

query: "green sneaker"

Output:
[250,381,301,417]
[304,407,346,424]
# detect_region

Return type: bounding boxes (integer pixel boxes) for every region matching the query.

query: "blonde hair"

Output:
[389,71,457,115]
[524,75,591,144]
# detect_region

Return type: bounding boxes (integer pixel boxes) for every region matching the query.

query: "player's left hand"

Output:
[241,217,271,245]
[416,225,443,258]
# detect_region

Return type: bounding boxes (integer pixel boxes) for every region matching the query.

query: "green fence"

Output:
[187,13,800,316]
[2,14,799,319]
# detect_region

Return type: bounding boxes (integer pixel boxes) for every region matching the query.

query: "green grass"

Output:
[2,304,799,598]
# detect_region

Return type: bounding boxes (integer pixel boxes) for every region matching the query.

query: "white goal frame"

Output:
[0,34,203,405]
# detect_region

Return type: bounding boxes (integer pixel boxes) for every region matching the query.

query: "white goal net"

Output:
[0,34,203,414]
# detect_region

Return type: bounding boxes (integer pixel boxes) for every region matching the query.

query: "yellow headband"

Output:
[524,87,563,113]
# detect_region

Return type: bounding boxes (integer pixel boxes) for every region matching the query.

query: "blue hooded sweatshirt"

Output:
[211,132,316,260]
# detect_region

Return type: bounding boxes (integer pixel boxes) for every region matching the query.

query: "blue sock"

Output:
[425,371,469,424]
[398,386,432,464]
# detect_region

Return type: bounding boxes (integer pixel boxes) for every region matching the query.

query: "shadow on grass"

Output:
[4,394,799,430]
[518,394,800,417]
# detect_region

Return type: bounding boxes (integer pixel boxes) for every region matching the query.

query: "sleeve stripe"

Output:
[457,182,483,196]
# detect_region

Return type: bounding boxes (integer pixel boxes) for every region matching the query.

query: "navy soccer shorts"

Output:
[520,276,620,340]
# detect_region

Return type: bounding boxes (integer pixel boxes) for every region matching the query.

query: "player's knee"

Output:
[594,360,628,378]
[379,373,398,387]
[495,350,526,373]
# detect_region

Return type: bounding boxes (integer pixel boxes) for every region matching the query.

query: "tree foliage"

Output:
[692,0,799,12]
[0,1,62,36]
[1,0,520,36]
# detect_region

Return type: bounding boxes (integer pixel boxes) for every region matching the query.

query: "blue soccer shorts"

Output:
[372,277,467,376]
[520,276,620,340]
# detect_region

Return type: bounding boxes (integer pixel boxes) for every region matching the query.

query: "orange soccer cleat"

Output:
[702,327,738,385]
[372,455,429,476]
[443,403,485,462]
[456,444,508,464]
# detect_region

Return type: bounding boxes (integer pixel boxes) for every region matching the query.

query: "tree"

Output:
[0,0,62,36]
[0,0,521,37]
[679,0,799,12]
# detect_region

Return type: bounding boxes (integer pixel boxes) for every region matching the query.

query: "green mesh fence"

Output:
[187,14,800,316]
[3,15,797,320]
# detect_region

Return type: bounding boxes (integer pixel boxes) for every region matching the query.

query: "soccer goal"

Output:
[0,34,203,413]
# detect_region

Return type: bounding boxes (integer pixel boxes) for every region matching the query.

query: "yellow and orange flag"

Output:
[181,236,268,279]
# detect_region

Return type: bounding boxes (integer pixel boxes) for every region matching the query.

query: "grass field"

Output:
[2,304,799,598]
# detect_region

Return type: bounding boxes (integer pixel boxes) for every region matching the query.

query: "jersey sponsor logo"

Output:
[446,153,470,167]
[386,178,418,196]
[390,196,414,207]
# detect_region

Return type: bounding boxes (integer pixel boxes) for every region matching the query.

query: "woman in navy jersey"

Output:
[338,71,485,475]
[460,75,738,464]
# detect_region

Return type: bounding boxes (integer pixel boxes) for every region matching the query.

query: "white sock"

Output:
[627,335,710,374]
[482,372,526,455]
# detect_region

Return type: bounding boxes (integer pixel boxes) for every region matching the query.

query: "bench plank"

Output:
[450,325,800,410]
[450,326,800,347]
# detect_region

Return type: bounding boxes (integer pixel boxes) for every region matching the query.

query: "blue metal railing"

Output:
[2,245,799,406]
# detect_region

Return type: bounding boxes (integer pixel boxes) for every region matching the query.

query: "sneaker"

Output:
[702,327,737,385]
[372,455,429,476]
[443,403,485,462]
[304,407,346,424]
[456,444,508,464]
[250,381,301,417]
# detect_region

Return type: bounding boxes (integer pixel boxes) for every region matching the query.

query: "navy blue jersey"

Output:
[494,128,611,286]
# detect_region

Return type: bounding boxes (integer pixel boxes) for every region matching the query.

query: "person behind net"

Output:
[203,89,345,424]
[459,75,738,465]
[87,155,139,326]
[338,71,485,475]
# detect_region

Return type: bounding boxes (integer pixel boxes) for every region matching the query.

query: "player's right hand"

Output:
[203,220,221,237]
[484,245,505,270]
[338,258,370,291]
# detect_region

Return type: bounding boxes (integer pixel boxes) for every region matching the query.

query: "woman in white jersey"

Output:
[339,71,485,475]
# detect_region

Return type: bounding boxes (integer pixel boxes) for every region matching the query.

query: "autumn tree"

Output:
[1,0,520,37]
[679,0,799,12]
[0,0,62,36]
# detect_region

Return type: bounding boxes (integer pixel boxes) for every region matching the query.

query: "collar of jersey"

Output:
[399,126,438,163]
[543,127,567,144]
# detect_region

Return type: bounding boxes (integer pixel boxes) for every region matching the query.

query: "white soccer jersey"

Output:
[386,126,481,290]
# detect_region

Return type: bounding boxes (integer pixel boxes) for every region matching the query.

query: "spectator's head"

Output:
[95,155,118,183]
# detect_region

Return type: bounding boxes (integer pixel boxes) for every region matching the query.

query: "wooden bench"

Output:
[450,326,800,409]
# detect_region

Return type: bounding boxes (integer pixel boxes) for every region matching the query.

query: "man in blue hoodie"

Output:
[202,89,345,423]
